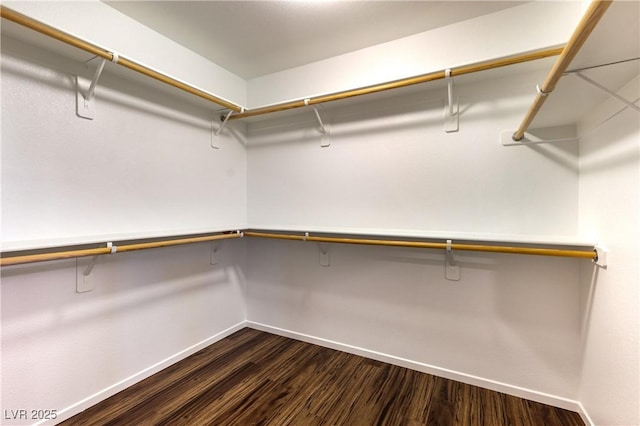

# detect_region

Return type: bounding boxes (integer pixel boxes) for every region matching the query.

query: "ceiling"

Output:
[103,1,526,79]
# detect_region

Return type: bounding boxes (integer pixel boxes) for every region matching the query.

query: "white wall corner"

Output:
[576,84,640,426]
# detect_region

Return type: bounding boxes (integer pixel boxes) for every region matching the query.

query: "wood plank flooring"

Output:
[60,328,584,426]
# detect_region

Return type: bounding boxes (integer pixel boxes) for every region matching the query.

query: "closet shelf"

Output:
[1,4,562,122]
[2,1,615,128]
[0,231,244,267]
[0,6,242,113]
[245,225,595,247]
[1,227,600,267]
[244,229,596,260]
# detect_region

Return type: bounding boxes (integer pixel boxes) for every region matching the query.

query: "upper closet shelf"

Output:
[0,6,242,113]
[1,227,605,269]
[0,225,247,253]
[228,48,563,120]
[2,1,624,133]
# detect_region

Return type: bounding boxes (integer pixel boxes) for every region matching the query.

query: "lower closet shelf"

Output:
[1,227,602,267]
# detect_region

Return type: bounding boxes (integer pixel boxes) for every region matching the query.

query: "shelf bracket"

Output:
[76,54,115,120]
[445,240,460,281]
[305,99,331,147]
[75,242,116,292]
[318,243,330,267]
[210,231,243,263]
[210,241,222,265]
[76,255,98,293]
[85,58,107,103]
[573,72,640,113]
[444,69,459,133]
[211,109,236,148]
[593,245,608,269]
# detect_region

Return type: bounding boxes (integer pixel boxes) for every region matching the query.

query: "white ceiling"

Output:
[103,1,526,80]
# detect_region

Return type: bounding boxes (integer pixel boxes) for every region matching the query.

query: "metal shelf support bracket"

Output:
[305,99,331,147]
[444,69,459,133]
[76,53,117,120]
[593,245,608,269]
[445,239,460,281]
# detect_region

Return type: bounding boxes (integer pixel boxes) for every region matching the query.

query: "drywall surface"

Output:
[1,32,249,424]
[245,68,585,404]
[1,239,247,424]
[3,0,246,106]
[246,237,583,404]
[247,1,583,107]
[247,69,580,238]
[1,38,247,250]
[577,75,639,426]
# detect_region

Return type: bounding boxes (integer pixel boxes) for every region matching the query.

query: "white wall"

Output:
[247,239,583,407]
[1,36,247,250]
[247,1,583,107]
[1,241,247,425]
[246,69,586,407]
[248,69,580,239]
[1,17,249,425]
[577,76,639,426]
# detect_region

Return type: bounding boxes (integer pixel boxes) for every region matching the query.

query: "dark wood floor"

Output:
[61,328,584,426]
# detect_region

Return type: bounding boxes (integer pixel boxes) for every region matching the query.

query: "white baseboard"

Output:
[48,321,247,425]
[47,320,592,425]
[247,321,583,414]
[577,402,595,426]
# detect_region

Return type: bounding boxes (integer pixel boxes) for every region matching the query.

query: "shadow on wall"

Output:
[245,69,548,150]
[246,99,444,149]
[493,254,586,381]
[0,242,242,347]
[1,35,247,145]
[525,142,579,173]
[579,109,640,174]
[578,264,600,359]
[245,237,588,398]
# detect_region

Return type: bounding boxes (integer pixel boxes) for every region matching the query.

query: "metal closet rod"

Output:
[512,0,612,141]
[0,6,243,113]
[1,229,596,267]
[243,231,596,259]
[229,47,564,120]
[0,232,243,267]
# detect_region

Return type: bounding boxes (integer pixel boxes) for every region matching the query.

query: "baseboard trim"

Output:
[46,320,592,425]
[247,321,582,413]
[48,321,247,425]
[577,402,595,426]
